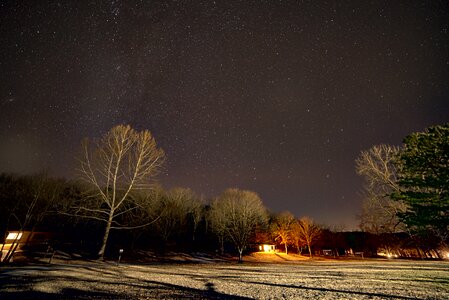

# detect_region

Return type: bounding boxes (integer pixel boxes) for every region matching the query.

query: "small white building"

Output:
[257,244,276,253]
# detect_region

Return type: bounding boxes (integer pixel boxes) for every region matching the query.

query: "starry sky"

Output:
[1,1,448,229]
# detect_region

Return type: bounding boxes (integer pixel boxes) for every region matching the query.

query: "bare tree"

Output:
[290,221,305,254]
[76,125,164,259]
[270,211,295,254]
[210,188,267,263]
[187,195,204,242]
[152,187,199,249]
[119,186,164,250]
[355,144,406,233]
[295,217,321,258]
[207,202,227,255]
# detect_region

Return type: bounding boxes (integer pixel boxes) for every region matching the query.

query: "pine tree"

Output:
[393,123,449,243]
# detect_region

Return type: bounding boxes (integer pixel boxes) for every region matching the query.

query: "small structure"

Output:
[257,244,276,253]
[322,249,333,256]
[1,231,54,262]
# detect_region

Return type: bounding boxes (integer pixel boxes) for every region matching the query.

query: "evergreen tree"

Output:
[394,123,449,243]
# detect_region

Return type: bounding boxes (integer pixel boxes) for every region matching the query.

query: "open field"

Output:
[0,258,448,299]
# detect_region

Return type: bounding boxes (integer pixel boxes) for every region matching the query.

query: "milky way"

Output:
[1,1,448,228]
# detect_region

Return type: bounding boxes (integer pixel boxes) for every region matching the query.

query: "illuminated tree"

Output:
[210,189,267,262]
[295,217,321,258]
[76,125,164,259]
[290,221,306,254]
[356,144,407,233]
[270,211,295,254]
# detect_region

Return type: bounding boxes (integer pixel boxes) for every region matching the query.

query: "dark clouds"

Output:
[1,1,448,228]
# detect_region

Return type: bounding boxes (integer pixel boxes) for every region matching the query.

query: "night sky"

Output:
[1,1,448,229]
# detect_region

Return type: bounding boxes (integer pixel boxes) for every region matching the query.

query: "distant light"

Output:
[6,232,22,240]
[260,244,274,252]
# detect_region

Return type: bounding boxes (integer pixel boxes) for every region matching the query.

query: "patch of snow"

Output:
[0,260,448,299]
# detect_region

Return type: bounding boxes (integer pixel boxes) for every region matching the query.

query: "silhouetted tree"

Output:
[152,188,201,251]
[318,228,346,257]
[117,186,164,251]
[188,195,204,243]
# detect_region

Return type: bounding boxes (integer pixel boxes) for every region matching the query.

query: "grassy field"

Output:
[0,256,448,299]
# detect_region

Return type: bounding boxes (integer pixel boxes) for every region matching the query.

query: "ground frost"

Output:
[0,260,448,299]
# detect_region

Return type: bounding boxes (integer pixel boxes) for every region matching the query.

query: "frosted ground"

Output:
[0,258,448,299]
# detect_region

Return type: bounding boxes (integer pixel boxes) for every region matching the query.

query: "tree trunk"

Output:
[238,248,243,263]
[98,213,113,260]
[0,232,6,253]
[308,244,312,258]
[434,249,442,260]
[219,235,224,255]
[3,228,25,263]
[4,240,20,263]
[130,231,143,251]
[416,247,422,259]
[192,224,197,242]
[284,244,288,254]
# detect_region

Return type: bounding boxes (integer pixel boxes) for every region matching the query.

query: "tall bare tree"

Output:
[76,125,164,258]
[356,144,406,233]
[210,188,267,262]
[271,211,295,254]
[295,217,321,258]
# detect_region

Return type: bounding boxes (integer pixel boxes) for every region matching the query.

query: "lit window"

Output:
[263,245,272,252]
[6,232,22,241]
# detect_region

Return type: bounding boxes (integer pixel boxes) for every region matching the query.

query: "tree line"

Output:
[1,123,447,262]
[0,174,323,263]
[0,125,322,263]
